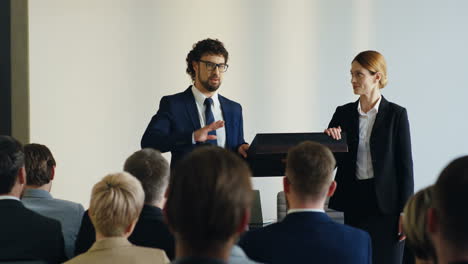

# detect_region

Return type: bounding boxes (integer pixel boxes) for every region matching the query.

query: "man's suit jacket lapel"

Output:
[182,87,201,131]
[218,95,233,148]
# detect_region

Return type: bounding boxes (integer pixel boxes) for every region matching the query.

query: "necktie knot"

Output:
[204,97,213,106]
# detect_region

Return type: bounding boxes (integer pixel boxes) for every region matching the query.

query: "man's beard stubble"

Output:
[199,75,220,92]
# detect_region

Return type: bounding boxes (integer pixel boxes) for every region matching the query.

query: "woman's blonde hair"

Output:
[353,50,388,88]
[403,185,436,261]
[89,172,145,237]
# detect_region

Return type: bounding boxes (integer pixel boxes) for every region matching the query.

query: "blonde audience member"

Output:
[75,149,175,259]
[403,186,436,264]
[65,172,169,264]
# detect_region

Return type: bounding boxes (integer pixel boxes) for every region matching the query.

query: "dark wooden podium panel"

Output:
[247,132,347,177]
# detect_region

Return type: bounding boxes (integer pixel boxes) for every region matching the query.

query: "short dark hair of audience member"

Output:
[23,143,84,260]
[89,172,145,237]
[123,148,169,205]
[1,136,66,263]
[0,136,25,194]
[286,141,336,201]
[186,38,229,81]
[165,146,252,257]
[24,143,56,186]
[403,185,436,264]
[428,156,468,263]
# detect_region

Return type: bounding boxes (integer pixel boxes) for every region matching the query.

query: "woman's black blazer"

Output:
[328,96,414,215]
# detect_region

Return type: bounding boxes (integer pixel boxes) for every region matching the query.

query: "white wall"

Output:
[28,0,468,220]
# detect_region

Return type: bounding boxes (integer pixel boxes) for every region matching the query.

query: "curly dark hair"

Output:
[186,38,229,81]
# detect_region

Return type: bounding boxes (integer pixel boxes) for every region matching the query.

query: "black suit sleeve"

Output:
[57,230,67,264]
[234,105,247,151]
[74,210,95,255]
[49,221,66,264]
[395,108,414,211]
[327,107,345,165]
[328,106,342,129]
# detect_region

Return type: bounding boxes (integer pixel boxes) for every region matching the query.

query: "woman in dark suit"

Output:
[325,50,414,264]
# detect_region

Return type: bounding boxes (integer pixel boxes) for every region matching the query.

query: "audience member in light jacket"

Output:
[65,172,169,264]
[21,143,84,259]
[75,149,175,259]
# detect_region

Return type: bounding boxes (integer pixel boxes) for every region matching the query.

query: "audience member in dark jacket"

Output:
[75,148,175,259]
[166,146,253,264]
[0,135,65,263]
[239,141,372,264]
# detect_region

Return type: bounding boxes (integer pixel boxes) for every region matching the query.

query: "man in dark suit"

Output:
[74,148,175,259]
[166,146,253,264]
[0,135,65,263]
[428,156,468,264]
[239,141,372,264]
[141,38,249,168]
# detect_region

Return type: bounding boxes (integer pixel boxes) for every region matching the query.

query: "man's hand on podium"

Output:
[238,143,249,158]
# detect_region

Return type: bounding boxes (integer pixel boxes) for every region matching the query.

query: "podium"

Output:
[247,132,348,177]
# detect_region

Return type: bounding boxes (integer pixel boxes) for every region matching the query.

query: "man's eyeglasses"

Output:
[199,60,229,73]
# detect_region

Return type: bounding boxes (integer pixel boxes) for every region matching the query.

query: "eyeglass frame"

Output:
[198,60,229,73]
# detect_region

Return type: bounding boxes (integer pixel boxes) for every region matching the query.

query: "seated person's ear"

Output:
[327,181,337,197]
[18,167,27,185]
[50,166,56,180]
[283,176,291,194]
[238,208,251,233]
[427,207,439,234]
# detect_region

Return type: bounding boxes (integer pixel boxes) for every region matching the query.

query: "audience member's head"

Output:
[123,148,169,206]
[165,146,252,259]
[403,185,436,263]
[0,135,26,196]
[24,143,56,188]
[285,141,336,207]
[428,155,468,263]
[89,172,145,239]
